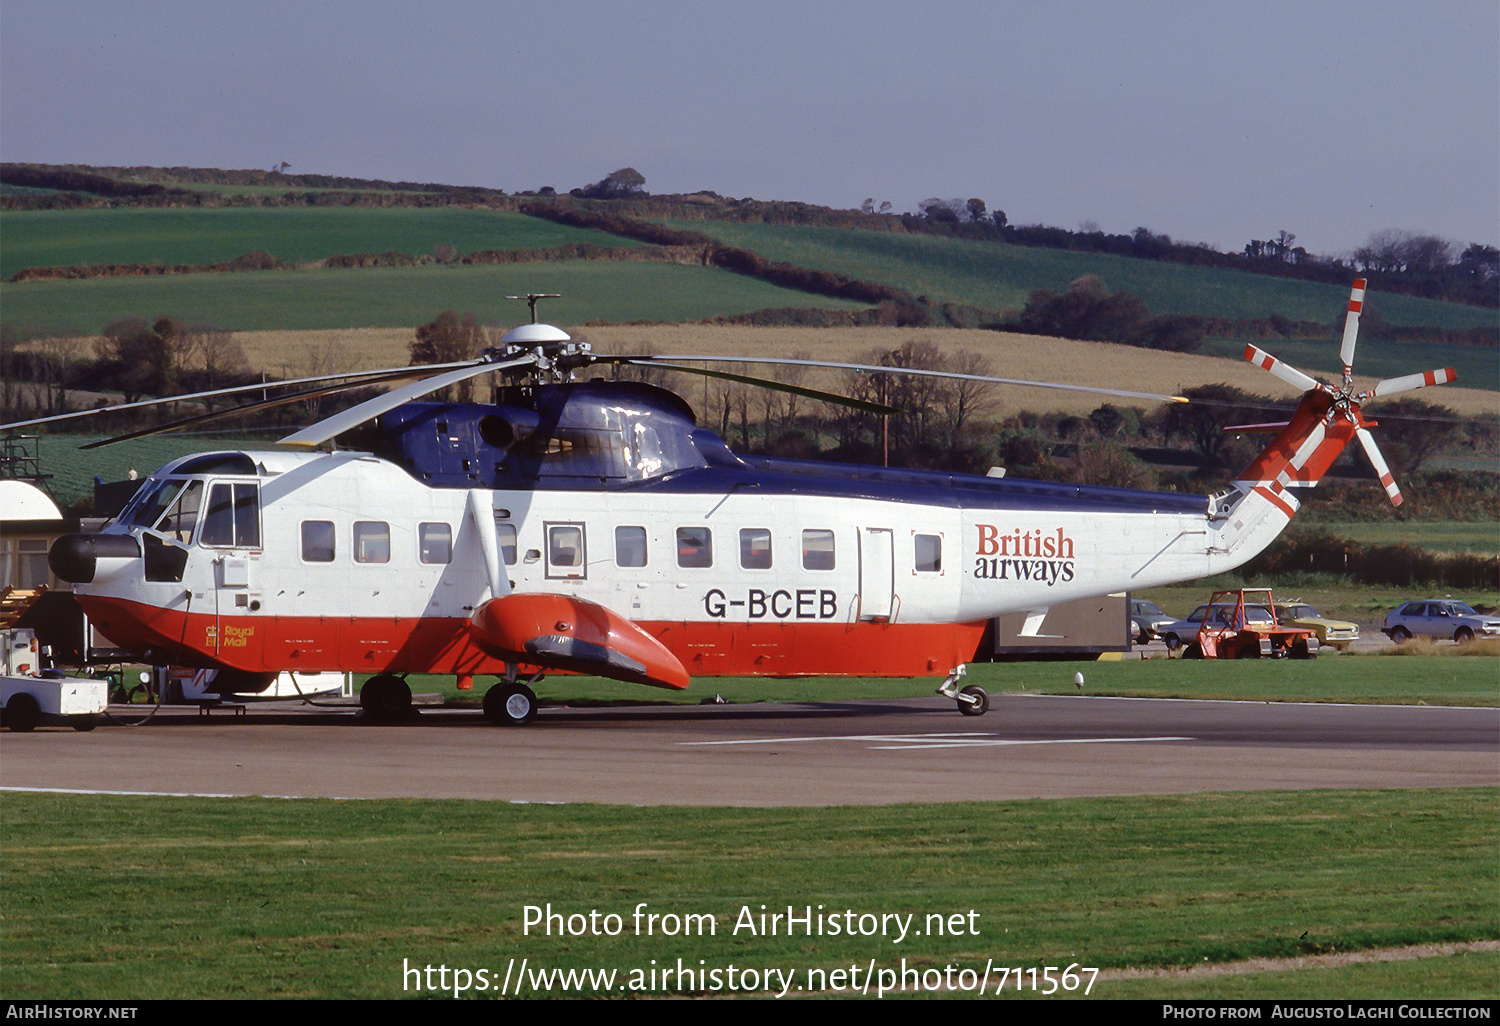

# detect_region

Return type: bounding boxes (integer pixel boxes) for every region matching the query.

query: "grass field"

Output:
[0,207,641,278]
[1199,336,1499,396]
[374,651,1498,708]
[1,788,1493,999]
[670,221,1500,331]
[0,261,867,334]
[1293,520,1500,556]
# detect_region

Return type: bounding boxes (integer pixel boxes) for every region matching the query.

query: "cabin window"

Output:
[546,523,586,578]
[801,529,836,571]
[419,523,452,564]
[615,526,647,567]
[354,521,391,564]
[496,523,518,565]
[676,527,712,568]
[914,534,942,573]
[201,482,260,548]
[301,521,335,563]
[739,528,772,569]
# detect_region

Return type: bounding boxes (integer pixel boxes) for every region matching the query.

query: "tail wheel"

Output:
[485,682,538,726]
[359,674,411,721]
[957,684,989,717]
[4,693,40,733]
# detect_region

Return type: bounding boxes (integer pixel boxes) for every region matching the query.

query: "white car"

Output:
[1382,600,1500,643]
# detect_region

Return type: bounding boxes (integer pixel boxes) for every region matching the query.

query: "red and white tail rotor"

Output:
[1242,279,1457,507]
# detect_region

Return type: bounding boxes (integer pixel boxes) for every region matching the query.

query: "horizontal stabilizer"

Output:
[1222,421,1292,435]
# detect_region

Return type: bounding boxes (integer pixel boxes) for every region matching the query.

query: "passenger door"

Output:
[858,527,894,621]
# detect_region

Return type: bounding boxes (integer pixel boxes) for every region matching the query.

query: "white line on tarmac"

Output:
[1004,694,1498,711]
[0,785,570,804]
[681,733,1193,750]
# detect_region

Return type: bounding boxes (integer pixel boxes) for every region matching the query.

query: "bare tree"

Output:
[935,349,997,451]
[411,311,485,401]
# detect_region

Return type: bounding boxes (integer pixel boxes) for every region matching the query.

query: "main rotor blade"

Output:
[618,360,904,415]
[277,353,538,448]
[1366,367,1458,399]
[1244,345,1320,392]
[641,355,1189,404]
[1355,426,1403,507]
[77,368,447,449]
[1339,278,1366,376]
[0,360,485,433]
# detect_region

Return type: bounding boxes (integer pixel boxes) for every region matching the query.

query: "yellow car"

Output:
[1274,602,1359,651]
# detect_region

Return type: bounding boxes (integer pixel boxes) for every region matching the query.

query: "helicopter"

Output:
[5,281,1455,723]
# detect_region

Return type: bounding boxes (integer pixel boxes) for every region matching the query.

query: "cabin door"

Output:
[858,527,895,621]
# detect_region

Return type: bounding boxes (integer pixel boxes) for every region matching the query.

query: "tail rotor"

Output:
[1242,279,1456,508]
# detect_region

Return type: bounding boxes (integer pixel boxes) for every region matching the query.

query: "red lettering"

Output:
[977,524,999,555]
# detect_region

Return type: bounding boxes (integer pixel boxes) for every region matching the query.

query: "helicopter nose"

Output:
[49,533,141,584]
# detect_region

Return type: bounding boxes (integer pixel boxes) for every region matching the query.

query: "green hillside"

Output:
[1198,336,1499,392]
[29,434,268,507]
[0,207,640,278]
[669,221,1498,330]
[0,261,866,333]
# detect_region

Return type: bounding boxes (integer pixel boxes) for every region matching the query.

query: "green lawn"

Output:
[0,260,868,334]
[670,221,1499,330]
[0,207,640,278]
[371,652,1498,709]
[2,788,1493,999]
[1292,520,1500,556]
[1200,335,1499,394]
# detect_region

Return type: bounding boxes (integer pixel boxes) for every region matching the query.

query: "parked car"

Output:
[1273,602,1359,651]
[1129,599,1177,645]
[1382,600,1500,643]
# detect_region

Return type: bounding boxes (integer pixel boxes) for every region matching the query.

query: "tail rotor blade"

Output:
[1339,278,1366,377]
[1355,427,1403,507]
[1244,345,1320,392]
[1367,367,1458,399]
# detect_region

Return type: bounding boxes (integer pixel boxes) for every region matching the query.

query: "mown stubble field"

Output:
[226,324,1500,418]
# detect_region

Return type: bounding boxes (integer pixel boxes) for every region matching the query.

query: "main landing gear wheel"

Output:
[484,682,538,726]
[359,674,412,722]
[956,684,989,717]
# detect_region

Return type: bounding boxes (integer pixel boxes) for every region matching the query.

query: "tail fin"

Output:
[1201,390,1354,572]
[1233,389,1354,515]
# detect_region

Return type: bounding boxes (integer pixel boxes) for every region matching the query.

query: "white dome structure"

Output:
[0,480,63,522]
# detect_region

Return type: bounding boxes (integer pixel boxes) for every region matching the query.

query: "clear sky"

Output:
[2,0,1495,257]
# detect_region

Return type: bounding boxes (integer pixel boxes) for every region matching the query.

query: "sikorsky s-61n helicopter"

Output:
[7,281,1454,723]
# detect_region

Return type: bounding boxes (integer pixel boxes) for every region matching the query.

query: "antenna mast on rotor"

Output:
[505,293,562,324]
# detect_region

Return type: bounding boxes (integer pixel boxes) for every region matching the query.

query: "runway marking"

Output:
[0,785,572,805]
[681,733,1193,751]
[1006,694,1500,712]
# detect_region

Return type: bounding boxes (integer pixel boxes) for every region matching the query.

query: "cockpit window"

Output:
[152,480,204,544]
[126,479,187,530]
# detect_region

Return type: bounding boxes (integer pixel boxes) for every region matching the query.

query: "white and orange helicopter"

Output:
[3,281,1454,723]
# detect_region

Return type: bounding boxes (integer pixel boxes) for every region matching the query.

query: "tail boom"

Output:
[1234,390,1356,492]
